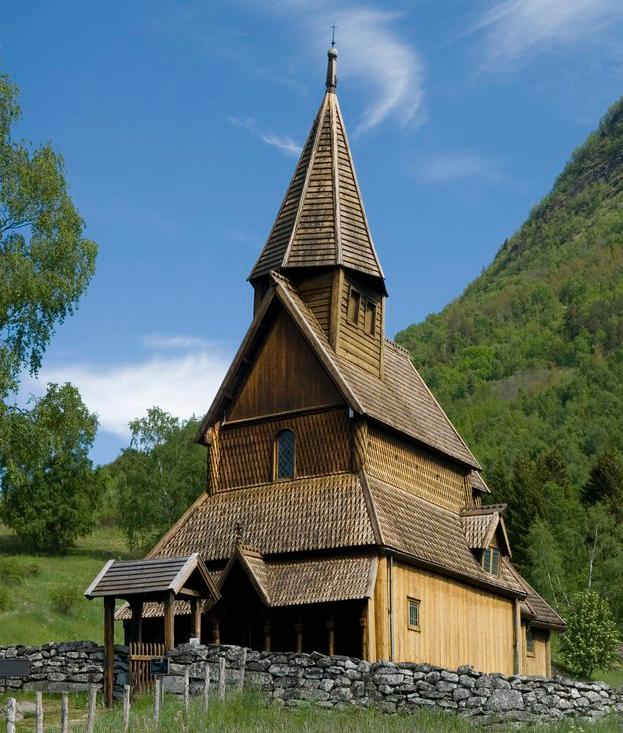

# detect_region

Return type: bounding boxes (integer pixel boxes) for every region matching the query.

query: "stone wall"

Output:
[0,642,128,698]
[165,644,623,725]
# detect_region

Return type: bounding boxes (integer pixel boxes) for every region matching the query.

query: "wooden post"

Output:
[104,595,115,708]
[164,590,175,652]
[513,599,522,675]
[294,616,303,654]
[6,698,16,733]
[35,691,44,733]
[154,678,161,722]
[237,648,246,693]
[327,614,335,657]
[360,608,368,661]
[60,692,69,733]
[212,617,221,645]
[130,599,143,643]
[86,686,97,733]
[203,664,210,712]
[218,657,226,700]
[122,685,131,732]
[183,667,190,712]
[191,598,202,641]
[263,619,271,652]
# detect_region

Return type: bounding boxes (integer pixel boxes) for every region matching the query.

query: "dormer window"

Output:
[482,547,501,576]
[275,429,296,480]
[364,299,377,335]
[348,288,361,324]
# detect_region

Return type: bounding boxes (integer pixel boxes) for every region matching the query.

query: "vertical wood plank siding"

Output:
[366,425,471,512]
[372,558,516,674]
[521,627,551,677]
[297,272,334,336]
[336,275,383,377]
[217,409,351,491]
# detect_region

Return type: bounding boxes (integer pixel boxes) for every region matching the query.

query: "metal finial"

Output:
[331,24,337,48]
[326,34,338,92]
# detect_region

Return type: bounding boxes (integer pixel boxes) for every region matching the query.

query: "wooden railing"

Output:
[129,642,166,695]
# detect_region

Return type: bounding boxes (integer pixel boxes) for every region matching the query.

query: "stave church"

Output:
[119,46,564,676]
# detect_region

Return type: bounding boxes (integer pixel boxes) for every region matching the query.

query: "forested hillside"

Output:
[397,97,623,621]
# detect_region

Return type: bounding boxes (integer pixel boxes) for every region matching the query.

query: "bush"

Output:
[49,584,82,616]
[0,558,27,584]
[560,589,620,678]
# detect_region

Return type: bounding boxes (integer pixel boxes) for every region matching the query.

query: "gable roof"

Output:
[249,50,385,291]
[84,555,219,601]
[461,505,512,557]
[199,272,480,470]
[504,560,566,630]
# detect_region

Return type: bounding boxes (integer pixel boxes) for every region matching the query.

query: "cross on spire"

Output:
[331,24,337,48]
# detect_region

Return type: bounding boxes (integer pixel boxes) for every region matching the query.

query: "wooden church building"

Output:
[120,47,564,676]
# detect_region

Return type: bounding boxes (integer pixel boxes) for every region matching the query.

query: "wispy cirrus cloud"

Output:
[228,116,302,157]
[467,0,623,70]
[416,151,510,184]
[29,337,230,439]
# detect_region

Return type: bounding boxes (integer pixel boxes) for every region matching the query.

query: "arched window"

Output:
[275,429,296,480]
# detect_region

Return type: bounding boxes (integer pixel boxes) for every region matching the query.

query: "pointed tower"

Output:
[249,48,386,377]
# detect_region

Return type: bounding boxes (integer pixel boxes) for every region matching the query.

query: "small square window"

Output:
[364,299,377,335]
[408,598,420,630]
[348,288,361,324]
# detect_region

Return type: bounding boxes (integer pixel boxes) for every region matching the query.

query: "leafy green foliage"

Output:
[111,407,205,551]
[49,583,82,616]
[0,72,97,400]
[560,590,620,678]
[0,383,99,552]
[396,96,623,629]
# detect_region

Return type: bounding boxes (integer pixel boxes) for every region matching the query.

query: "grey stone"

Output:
[485,689,524,712]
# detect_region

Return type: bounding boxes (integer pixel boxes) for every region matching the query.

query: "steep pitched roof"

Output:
[249,49,385,290]
[461,505,512,557]
[504,560,566,630]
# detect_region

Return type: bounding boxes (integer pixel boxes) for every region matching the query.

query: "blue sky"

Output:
[3,1,623,464]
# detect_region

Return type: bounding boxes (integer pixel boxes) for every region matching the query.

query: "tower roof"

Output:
[249,48,386,292]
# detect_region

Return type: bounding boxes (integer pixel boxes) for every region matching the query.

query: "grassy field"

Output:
[0,525,138,646]
[1,690,622,733]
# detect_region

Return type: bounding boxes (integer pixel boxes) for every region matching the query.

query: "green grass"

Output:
[1,690,622,733]
[0,525,138,645]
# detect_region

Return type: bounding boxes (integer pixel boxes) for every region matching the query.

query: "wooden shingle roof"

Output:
[249,50,385,290]
[504,560,566,630]
[461,505,512,557]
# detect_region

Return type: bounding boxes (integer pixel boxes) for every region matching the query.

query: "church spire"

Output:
[249,47,386,295]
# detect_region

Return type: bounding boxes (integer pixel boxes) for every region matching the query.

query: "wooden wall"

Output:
[366,426,471,512]
[228,311,343,422]
[214,408,351,491]
[297,271,334,337]
[335,272,383,377]
[369,557,516,675]
[522,626,551,677]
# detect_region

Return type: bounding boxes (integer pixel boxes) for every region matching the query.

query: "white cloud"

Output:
[141,334,213,350]
[29,339,230,439]
[469,0,623,69]
[228,116,302,157]
[416,151,509,184]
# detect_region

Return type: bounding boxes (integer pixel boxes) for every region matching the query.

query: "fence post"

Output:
[218,658,226,700]
[123,685,131,732]
[60,692,69,733]
[6,698,16,733]
[237,648,246,693]
[35,691,44,733]
[203,665,210,713]
[183,668,190,712]
[154,678,161,723]
[86,686,97,733]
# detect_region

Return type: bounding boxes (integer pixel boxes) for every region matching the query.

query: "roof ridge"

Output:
[384,337,410,356]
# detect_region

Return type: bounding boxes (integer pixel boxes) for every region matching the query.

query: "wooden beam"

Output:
[164,591,175,652]
[360,606,368,661]
[191,598,202,641]
[327,614,335,657]
[263,617,271,652]
[294,616,303,654]
[104,596,115,708]
[212,617,221,645]
[130,599,143,644]
[178,587,202,598]
[513,599,522,675]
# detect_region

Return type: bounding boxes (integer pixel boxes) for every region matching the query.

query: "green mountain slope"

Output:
[397,97,623,486]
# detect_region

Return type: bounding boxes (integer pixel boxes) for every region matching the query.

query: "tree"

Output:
[0,71,96,400]
[0,383,99,552]
[114,407,206,550]
[560,589,620,678]
[582,447,623,520]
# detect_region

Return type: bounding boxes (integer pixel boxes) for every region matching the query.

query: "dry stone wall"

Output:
[0,642,128,698]
[166,644,623,725]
